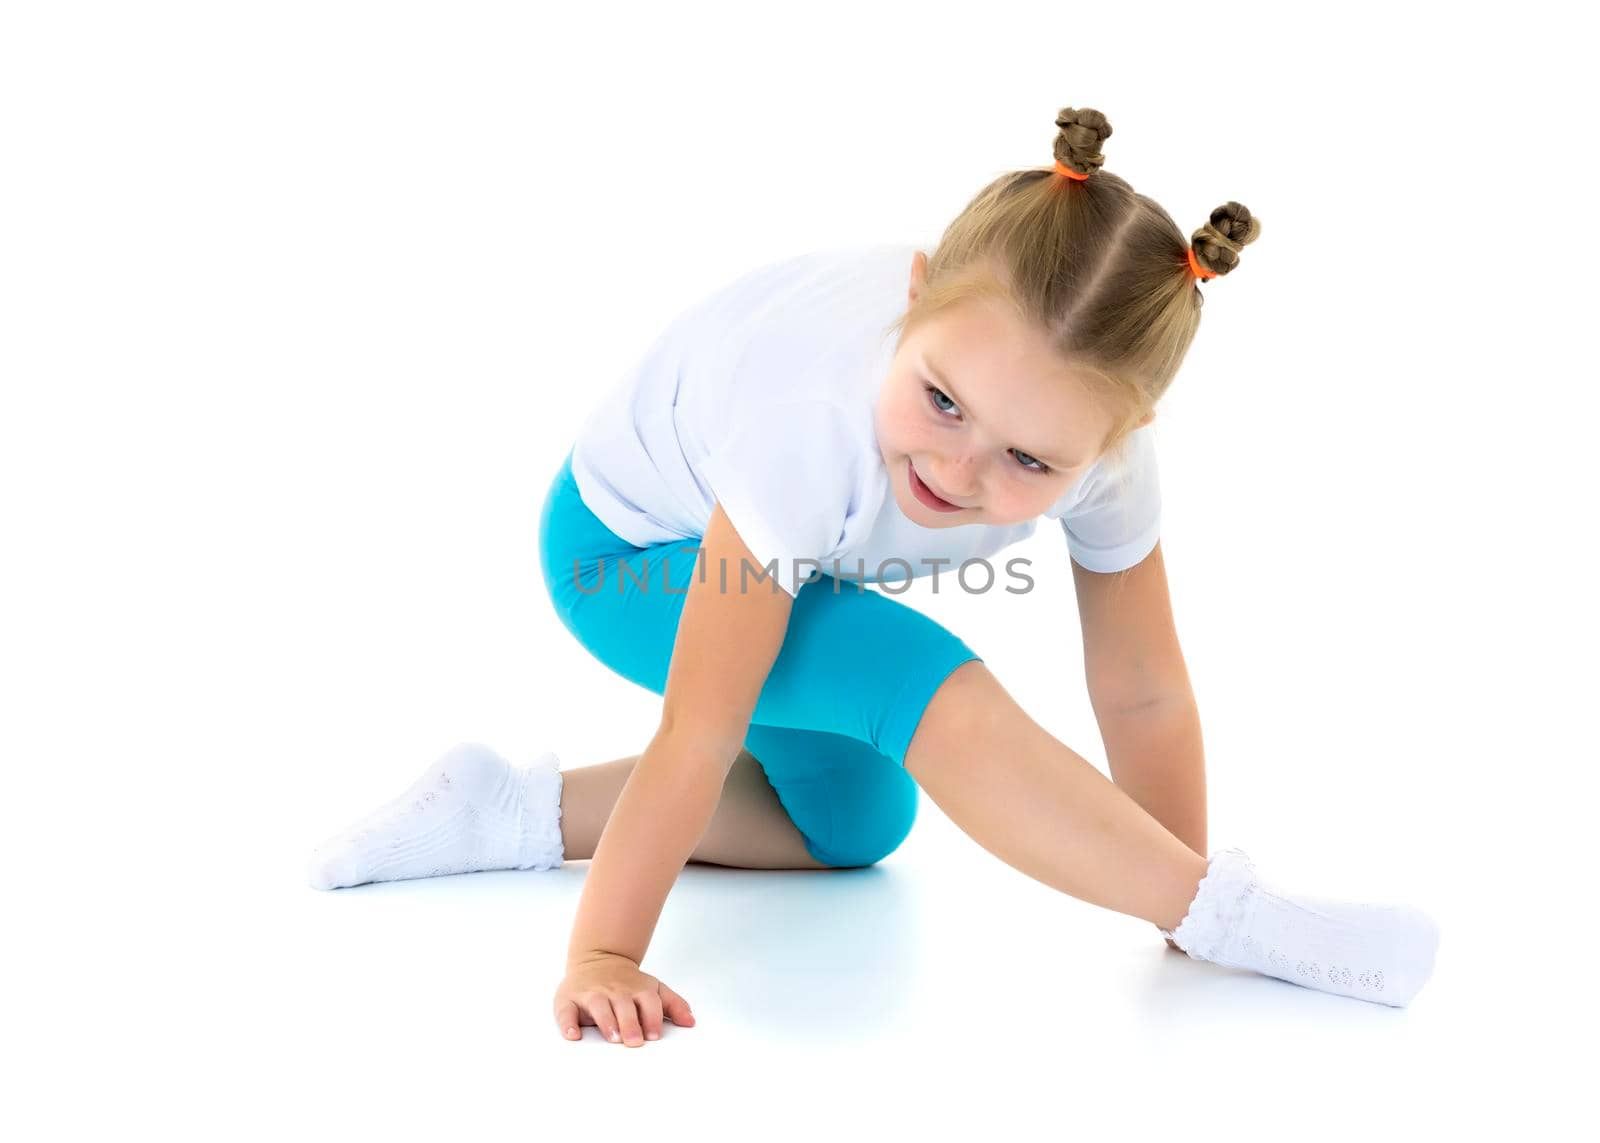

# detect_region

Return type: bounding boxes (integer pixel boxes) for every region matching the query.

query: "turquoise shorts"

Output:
[537,447,982,868]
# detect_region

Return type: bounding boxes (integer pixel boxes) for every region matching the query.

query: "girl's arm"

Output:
[1070,540,1207,854]
[565,502,796,969]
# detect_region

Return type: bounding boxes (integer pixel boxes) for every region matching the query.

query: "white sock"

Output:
[1160,848,1441,1008]
[307,742,564,890]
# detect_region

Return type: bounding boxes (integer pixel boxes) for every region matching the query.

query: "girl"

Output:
[308,106,1442,1044]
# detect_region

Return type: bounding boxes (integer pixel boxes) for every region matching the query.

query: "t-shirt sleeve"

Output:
[1053,423,1162,573]
[697,400,864,598]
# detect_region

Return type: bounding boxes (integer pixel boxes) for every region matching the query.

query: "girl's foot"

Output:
[1163,848,1441,1007]
[307,742,564,889]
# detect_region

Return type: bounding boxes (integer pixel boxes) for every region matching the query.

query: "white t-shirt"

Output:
[569,243,1162,598]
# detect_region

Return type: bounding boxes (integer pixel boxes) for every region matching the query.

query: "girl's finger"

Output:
[584,994,619,1045]
[657,983,696,1027]
[610,994,645,1046]
[634,989,665,1041]
[554,999,582,1040]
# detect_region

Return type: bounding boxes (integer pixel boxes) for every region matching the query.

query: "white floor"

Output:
[18,682,1585,1139]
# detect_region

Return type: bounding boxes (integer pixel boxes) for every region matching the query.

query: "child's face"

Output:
[874,252,1130,529]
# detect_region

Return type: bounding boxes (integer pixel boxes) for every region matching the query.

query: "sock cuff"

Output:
[1166,847,1260,962]
[516,751,565,871]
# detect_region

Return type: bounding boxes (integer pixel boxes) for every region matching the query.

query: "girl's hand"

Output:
[553,951,695,1046]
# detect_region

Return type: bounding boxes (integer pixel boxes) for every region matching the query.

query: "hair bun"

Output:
[1189,201,1261,277]
[1053,107,1112,178]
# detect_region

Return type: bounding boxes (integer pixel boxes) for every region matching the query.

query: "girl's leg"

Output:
[739,722,920,869]
[905,668,1443,1007]
[313,450,913,886]
[308,741,831,890]
[561,748,830,870]
[904,658,1208,932]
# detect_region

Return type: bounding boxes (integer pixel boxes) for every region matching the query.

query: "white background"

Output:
[4,0,1594,1137]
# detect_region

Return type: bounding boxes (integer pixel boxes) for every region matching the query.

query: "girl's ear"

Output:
[1134,411,1155,429]
[908,251,928,307]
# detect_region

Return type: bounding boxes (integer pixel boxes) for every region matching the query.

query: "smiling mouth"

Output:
[908,460,966,512]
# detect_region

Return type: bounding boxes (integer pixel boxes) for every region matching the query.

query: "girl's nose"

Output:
[934,455,982,500]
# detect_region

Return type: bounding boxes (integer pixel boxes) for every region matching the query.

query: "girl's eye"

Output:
[922,384,1052,475]
[924,384,958,415]
[1010,449,1049,474]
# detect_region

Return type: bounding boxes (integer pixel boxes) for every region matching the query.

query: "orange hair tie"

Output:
[1186,246,1219,280]
[1053,159,1091,182]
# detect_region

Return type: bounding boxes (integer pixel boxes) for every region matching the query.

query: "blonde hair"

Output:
[883,106,1262,476]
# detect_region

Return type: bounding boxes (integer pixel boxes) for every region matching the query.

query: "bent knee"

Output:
[808,777,919,869]
[809,835,908,869]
